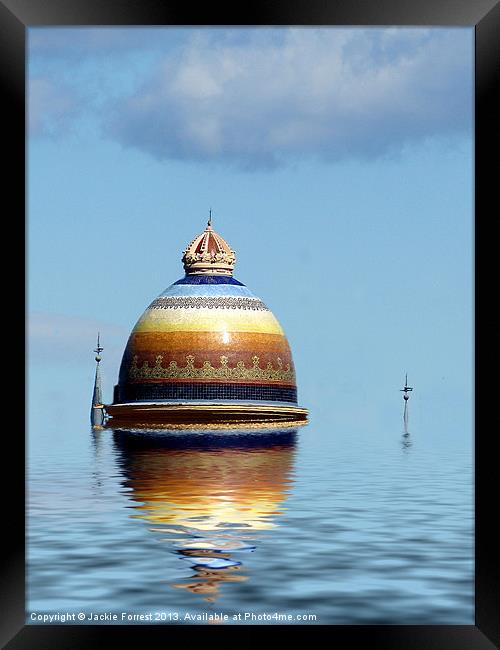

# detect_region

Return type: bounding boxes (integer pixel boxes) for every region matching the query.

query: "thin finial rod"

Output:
[208,208,212,227]
[94,332,104,360]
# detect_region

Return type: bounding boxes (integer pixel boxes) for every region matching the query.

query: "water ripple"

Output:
[27,424,473,623]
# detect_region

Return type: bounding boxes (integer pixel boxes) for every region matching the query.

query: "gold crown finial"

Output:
[182,218,236,276]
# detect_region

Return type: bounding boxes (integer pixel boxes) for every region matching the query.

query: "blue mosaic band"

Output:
[174,275,245,285]
[119,382,298,403]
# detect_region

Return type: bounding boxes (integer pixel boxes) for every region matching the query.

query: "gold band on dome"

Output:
[134,308,285,335]
[108,420,306,430]
[128,331,292,355]
[129,354,295,383]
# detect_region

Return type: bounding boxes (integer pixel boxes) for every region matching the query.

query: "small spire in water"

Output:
[91,333,105,427]
[400,373,413,435]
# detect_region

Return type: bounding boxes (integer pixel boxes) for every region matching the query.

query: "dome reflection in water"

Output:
[112,427,297,603]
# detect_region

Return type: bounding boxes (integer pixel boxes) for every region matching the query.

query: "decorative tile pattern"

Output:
[148,296,268,311]
[163,283,255,297]
[129,354,295,382]
[173,275,244,285]
[120,382,298,403]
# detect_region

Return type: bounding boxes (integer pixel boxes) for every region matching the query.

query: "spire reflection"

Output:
[401,432,412,451]
[112,426,298,602]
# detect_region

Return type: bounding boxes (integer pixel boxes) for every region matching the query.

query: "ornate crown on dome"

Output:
[182,216,236,276]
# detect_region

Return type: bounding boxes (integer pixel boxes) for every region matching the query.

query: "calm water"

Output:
[27,409,473,625]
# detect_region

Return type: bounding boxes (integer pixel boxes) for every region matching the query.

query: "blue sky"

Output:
[28,27,473,443]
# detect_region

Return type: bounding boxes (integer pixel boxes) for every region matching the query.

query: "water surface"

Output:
[27,410,473,625]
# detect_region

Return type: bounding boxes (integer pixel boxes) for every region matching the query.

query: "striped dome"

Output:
[114,273,297,405]
[113,221,300,408]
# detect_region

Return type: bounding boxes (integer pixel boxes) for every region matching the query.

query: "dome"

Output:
[107,219,307,425]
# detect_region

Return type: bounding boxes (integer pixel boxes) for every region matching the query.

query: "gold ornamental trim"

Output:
[107,419,308,430]
[129,354,295,383]
[183,249,236,267]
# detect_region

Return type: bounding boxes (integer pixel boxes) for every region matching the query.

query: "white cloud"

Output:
[105,28,472,169]
[29,28,473,167]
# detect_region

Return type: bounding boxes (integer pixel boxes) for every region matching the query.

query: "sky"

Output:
[27,27,474,443]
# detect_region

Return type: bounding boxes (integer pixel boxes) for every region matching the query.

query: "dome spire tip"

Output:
[182,214,236,276]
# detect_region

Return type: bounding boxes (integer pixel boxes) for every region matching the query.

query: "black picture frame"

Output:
[3,0,497,647]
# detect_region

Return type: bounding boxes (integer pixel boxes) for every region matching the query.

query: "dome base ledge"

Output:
[105,401,308,427]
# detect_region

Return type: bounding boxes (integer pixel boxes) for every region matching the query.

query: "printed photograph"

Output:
[28,26,473,625]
